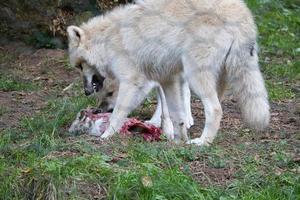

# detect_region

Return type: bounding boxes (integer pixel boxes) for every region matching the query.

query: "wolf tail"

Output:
[226,42,270,131]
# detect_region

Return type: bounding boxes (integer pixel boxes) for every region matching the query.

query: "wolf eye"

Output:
[107,92,114,97]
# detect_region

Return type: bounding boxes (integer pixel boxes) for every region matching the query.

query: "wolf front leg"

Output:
[182,53,223,146]
[100,80,153,139]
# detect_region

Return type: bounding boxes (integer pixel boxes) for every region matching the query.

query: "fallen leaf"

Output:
[141,176,153,188]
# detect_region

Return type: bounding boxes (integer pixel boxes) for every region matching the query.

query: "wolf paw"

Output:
[187,138,211,146]
[100,129,115,139]
[145,118,161,128]
[162,118,174,140]
[185,116,194,129]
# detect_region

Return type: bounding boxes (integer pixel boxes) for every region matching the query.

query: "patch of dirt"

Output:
[64,134,132,157]
[187,161,236,186]
[0,42,79,130]
[189,97,299,142]
[0,91,47,129]
[1,43,78,89]
[65,181,107,200]
[43,150,81,159]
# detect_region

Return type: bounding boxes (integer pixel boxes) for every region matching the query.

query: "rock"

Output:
[0,0,133,48]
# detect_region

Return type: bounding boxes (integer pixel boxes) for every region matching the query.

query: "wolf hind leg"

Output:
[182,54,223,146]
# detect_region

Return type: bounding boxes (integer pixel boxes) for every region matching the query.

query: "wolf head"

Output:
[67,25,120,111]
[95,77,119,112]
[67,25,107,96]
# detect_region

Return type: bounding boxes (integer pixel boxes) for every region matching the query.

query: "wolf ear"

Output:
[67,26,85,47]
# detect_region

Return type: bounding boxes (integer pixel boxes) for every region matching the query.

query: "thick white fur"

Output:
[68,0,270,145]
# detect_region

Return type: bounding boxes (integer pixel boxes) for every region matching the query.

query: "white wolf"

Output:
[67,0,270,145]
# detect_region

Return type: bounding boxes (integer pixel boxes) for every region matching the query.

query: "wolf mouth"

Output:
[92,75,102,92]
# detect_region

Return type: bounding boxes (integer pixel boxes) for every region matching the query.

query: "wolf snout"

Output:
[98,101,114,113]
[84,88,94,96]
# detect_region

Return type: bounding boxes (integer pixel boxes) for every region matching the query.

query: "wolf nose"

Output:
[84,89,93,96]
[107,108,114,113]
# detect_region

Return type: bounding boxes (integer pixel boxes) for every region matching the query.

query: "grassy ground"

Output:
[0,0,299,199]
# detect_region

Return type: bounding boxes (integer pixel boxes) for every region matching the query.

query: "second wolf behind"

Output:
[67,0,270,146]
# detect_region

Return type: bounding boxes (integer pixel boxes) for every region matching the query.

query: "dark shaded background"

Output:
[0,0,132,48]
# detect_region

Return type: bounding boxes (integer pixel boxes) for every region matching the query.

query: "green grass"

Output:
[266,80,296,100]
[1,0,300,199]
[0,75,38,92]
[247,0,300,100]
[0,106,9,116]
[2,122,299,199]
